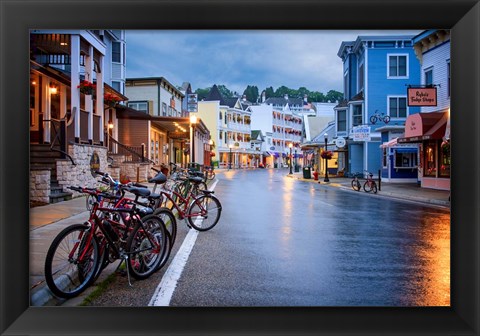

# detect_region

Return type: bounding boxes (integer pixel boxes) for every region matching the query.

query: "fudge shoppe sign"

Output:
[407,86,437,106]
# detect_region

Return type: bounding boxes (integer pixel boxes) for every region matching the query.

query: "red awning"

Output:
[398,112,447,143]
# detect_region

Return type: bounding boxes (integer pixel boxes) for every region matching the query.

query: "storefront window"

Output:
[439,141,451,177]
[424,142,436,176]
[382,148,387,168]
[394,150,417,168]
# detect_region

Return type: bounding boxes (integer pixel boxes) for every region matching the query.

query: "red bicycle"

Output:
[44,183,168,299]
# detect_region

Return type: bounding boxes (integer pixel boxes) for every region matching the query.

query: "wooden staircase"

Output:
[30,144,73,203]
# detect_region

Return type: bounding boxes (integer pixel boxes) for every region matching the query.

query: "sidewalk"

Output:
[29,173,450,306]
[287,171,450,207]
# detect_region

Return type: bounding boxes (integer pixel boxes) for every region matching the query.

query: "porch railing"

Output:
[42,116,75,165]
[107,134,154,163]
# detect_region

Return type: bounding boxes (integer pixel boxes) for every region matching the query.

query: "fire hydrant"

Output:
[313,171,319,181]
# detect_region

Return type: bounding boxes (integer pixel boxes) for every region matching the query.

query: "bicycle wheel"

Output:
[187,194,222,231]
[363,181,374,192]
[126,215,167,279]
[207,171,215,180]
[369,115,378,124]
[153,207,177,247]
[44,224,100,298]
[351,179,361,191]
[86,194,96,211]
[192,181,208,196]
[383,115,391,124]
[371,181,378,194]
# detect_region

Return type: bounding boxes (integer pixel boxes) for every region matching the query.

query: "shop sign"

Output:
[352,126,371,141]
[407,87,437,106]
[90,151,100,177]
[187,93,198,112]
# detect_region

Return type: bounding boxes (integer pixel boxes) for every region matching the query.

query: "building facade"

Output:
[335,35,421,178]
[398,30,451,190]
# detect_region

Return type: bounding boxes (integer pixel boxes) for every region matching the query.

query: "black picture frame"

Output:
[1,0,479,335]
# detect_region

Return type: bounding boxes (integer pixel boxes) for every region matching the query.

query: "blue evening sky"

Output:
[125,30,421,95]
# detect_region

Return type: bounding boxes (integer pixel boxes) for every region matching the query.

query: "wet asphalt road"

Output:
[86,168,450,307]
[168,169,450,307]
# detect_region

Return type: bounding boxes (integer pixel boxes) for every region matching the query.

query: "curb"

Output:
[287,174,450,208]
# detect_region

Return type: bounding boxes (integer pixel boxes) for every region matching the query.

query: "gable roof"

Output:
[251,130,265,141]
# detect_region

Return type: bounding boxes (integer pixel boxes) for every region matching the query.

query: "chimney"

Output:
[242,95,247,101]
[284,94,288,100]
[261,91,266,103]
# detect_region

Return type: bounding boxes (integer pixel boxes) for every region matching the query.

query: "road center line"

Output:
[148,179,219,306]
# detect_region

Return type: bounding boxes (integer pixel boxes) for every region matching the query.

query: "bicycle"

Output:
[363,171,378,193]
[157,174,222,232]
[44,183,168,298]
[350,172,363,191]
[203,166,216,181]
[370,110,391,125]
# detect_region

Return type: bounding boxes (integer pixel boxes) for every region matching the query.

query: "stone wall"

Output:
[30,168,51,203]
[117,162,153,183]
[57,144,108,198]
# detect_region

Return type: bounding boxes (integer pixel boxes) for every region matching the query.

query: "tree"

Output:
[194,87,211,101]
[265,86,274,98]
[325,90,343,103]
[217,85,234,98]
[243,85,259,102]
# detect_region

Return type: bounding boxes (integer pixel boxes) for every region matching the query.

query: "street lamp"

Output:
[288,143,293,174]
[324,133,329,182]
[190,115,197,165]
[294,146,298,172]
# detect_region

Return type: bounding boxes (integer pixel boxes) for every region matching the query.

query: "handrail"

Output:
[43,117,76,165]
[107,134,154,164]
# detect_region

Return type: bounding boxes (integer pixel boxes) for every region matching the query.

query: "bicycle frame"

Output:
[161,186,208,220]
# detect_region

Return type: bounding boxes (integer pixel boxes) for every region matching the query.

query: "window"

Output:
[111,81,121,93]
[388,54,408,78]
[219,131,223,140]
[382,148,387,168]
[337,110,347,133]
[352,105,362,127]
[389,97,407,118]
[394,150,417,168]
[358,63,364,91]
[127,101,148,113]
[112,42,121,63]
[424,142,436,176]
[439,141,450,177]
[425,68,433,86]
[344,71,349,100]
[447,61,451,97]
[162,103,167,116]
[219,111,222,120]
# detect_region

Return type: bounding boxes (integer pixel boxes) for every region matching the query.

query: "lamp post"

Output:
[324,133,329,182]
[190,115,197,165]
[209,139,214,166]
[294,146,298,172]
[228,144,233,170]
[288,143,293,174]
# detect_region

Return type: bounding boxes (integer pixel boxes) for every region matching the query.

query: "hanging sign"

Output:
[352,126,371,142]
[407,87,437,106]
[187,94,198,112]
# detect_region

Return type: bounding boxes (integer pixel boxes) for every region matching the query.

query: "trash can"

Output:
[303,166,311,179]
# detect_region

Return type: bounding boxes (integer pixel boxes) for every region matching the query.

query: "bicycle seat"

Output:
[127,186,151,197]
[148,193,162,200]
[149,172,167,184]
[188,176,204,184]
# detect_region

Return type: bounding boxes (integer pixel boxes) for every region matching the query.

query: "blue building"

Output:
[334,35,421,180]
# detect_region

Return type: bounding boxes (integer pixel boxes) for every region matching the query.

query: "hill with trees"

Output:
[195,84,343,103]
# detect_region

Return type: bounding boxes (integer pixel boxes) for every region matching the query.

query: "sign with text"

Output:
[187,94,198,112]
[352,125,371,141]
[407,87,437,106]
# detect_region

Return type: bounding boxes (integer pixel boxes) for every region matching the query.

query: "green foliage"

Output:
[243,85,259,102]
[196,84,343,103]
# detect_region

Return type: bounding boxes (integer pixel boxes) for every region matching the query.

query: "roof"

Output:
[264,97,303,107]
[251,130,264,141]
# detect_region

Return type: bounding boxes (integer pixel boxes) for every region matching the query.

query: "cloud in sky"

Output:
[125,30,421,95]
